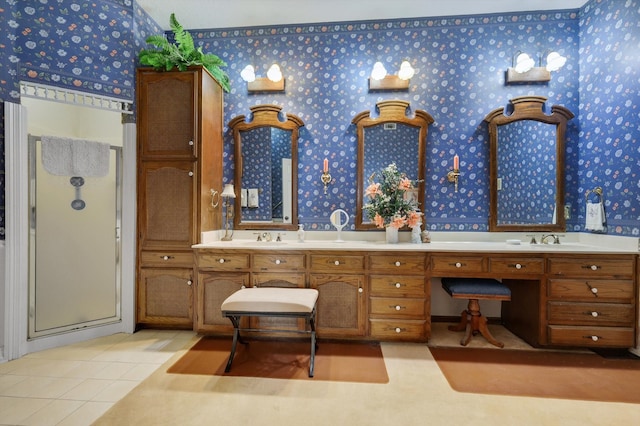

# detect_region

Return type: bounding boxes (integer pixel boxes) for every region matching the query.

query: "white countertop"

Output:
[193,231,639,254]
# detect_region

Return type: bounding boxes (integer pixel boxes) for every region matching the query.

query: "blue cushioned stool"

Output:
[442,278,511,348]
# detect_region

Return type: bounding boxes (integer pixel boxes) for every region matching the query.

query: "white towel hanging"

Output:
[585,201,605,232]
[41,136,110,177]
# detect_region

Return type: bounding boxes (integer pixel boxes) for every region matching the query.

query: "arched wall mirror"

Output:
[228,104,304,230]
[484,96,574,232]
[353,100,434,230]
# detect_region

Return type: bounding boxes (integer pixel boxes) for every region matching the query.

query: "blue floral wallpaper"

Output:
[578,0,640,236]
[200,10,582,232]
[0,0,638,238]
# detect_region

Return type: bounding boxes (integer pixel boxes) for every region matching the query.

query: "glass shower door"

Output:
[28,137,122,338]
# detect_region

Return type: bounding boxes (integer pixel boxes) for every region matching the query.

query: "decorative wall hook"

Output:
[446,154,460,192]
[321,157,332,194]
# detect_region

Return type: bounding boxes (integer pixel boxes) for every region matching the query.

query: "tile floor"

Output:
[0,324,637,425]
[0,330,196,425]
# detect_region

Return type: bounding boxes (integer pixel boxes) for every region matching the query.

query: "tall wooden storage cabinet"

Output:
[136,67,223,328]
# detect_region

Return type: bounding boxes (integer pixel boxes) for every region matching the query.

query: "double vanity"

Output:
[192,233,638,350]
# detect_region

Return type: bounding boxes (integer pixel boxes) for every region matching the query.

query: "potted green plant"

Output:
[138,13,230,92]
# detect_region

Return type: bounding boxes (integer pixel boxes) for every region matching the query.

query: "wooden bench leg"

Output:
[449,299,505,348]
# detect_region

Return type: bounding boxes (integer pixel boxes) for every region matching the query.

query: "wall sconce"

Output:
[241,64,285,92]
[221,184,236,241]
[446,154,460,192]
[506,50,567,84]
[368,60,415,91]
[321,158,332,194]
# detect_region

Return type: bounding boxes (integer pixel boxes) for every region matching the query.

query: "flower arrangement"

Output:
[363,163,422,229]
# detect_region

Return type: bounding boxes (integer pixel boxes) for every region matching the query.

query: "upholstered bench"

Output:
[221,287,319,377]
[441,277,511,348]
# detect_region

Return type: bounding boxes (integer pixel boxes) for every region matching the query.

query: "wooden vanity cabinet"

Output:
[368,254,429,342]
[136,67,223,329]
[195,250,250,334]
[309,253,367,339]
[544,255,637,348]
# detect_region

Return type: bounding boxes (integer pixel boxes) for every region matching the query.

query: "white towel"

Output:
[585,201,605,231]
[248,188,259,208]
[41,136,110,177]
[241,189,248,207]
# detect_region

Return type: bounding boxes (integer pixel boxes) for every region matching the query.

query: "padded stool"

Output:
[442,278,511,348]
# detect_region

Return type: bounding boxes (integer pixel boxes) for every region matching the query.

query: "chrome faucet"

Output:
[262,232,272,242]
[541,234,560,244]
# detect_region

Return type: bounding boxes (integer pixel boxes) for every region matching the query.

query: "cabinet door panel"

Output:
[138,162,196,249]
[310,274,366,338]
[196,272,249,333]
[138,70,196,158]
[138,268,193,327]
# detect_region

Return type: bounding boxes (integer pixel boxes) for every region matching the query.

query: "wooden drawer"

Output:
[430,255,484,274]
[548,302,635,327]
[310,254,364,273]
[370,275,425,297]
[547,325,635,347]
[547,279,634,302]
[548,257,635,278]
[369,319,427,341]
[369,254,425,273]
[196,251,250,271]
[252,272,306,288]
[370,297,426,317]
[489,257,544,275]
[140,250,193,267]
[253,254,306,271]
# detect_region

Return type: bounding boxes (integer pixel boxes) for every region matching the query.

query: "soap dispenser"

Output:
[297,224,305,243]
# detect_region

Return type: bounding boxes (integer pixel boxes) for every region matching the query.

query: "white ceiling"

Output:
[136,0,589,30]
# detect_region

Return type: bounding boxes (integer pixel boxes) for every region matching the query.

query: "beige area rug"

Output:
[167,337,389,383]
[430,346,640,404]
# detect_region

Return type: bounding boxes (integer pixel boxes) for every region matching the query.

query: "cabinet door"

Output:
[138,161,196,249]
[196,272,249,334]
[310,274,366,338]
[138,268,193,327]
[137,70,197,159]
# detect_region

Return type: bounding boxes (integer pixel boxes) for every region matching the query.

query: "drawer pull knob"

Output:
[188,140,194,146]
[275,259,281,265]
[590,264,598,271]
[591,335,599,342]
[591,287,598,294]
[334,260,340,266]
[395,282,401,288]
[188,171,194,177]
[187,280,192,286]
[162,255,172,260]
[591,311,599,317]
[395,261,401,267]
[358,287,363,293]
[455,262,462,268]
[395,305,402,311]
[515,263,522,269]
[395,327,402,333]
[218,258,225,264]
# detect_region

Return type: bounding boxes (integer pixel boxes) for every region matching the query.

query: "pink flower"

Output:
[365,183,382,199]
[407,210,423,228]
[398,177,413,191]
[389,215,406,229]
[373,213,385,228]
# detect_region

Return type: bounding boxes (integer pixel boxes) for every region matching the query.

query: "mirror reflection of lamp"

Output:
[221,184,236,241]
